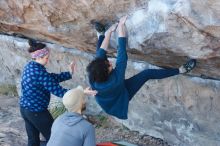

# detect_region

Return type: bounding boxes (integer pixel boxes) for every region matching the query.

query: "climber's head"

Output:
[28,40,50,66]
[87,58,113,83]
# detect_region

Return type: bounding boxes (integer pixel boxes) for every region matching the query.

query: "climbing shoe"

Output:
[182,59,196,73]
[92,21,106,34]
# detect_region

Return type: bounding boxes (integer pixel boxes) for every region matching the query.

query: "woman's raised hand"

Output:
[69,60,77,74]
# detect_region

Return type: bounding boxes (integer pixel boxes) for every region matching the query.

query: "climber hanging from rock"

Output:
[86,15,196,119]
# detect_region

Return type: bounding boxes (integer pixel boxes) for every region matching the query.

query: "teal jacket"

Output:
[89,37,129,119]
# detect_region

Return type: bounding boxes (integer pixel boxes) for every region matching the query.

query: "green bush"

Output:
[48,100,67,119]
[0,84,18,96]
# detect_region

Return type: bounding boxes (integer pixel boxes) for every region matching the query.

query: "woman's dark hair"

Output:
[28,39,46,53]
[87,58,110,83]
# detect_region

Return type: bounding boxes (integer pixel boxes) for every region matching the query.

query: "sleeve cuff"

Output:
[96,48,107,59]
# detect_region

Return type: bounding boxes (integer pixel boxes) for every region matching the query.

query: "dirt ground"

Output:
[0,95,170,146]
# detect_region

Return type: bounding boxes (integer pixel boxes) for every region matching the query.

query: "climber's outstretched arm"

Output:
[118,16,127,37]
[100,23,118,50]
[96,24,118,59]
[115,16,128,79]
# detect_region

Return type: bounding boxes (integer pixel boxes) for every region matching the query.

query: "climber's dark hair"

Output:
[28,39,46,53]
[87,58,111,83]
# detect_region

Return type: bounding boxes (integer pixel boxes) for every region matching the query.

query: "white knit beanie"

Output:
[62,86,85,112]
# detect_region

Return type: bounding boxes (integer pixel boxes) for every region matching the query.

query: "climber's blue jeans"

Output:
[20,107,53,146]
[96,35,179,100]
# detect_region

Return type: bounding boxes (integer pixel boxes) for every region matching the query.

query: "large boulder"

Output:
[0,35,220,145]
[0,0,220,79]
[1,0,220,145]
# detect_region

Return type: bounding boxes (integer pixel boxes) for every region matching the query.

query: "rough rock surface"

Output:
[0,35,220,145]
[0,0,220,78]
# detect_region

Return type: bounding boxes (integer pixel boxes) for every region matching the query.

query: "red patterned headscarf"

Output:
[31,48,50,59]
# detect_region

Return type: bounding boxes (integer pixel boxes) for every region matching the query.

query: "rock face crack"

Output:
[176,14,220,58]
